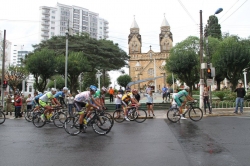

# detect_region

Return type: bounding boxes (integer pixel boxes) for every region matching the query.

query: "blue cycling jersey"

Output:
[54,91,65,99]
[35,93,43,100]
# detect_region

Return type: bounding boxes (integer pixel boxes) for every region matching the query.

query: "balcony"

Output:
[42,17,50,21]
[41,33,49,37]
[41,28,49,31]
[104,30,109,33]
[104,35,109,38]
[42,11,50,15]
[41,22,49,26]
[104,21,109,25]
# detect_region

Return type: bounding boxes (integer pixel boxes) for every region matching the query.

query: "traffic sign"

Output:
[207,79,213,86]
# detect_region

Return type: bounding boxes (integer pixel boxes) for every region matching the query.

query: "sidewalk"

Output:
[3,108,250,120]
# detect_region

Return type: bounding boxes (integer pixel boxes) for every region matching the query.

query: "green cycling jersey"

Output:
[93,90,101,99]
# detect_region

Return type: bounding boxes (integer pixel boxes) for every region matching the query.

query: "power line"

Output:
[177,0,197,24]
[221,0,248,23]
[219,0,240,20]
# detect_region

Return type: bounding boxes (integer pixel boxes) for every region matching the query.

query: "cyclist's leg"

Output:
[174,98,182,113]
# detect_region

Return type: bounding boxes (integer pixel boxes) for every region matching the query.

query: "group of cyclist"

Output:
[31,83,193,131]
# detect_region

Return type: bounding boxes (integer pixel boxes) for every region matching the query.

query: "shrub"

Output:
[214,91,226,101]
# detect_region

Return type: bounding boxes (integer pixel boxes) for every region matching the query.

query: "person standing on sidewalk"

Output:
[203,87,211,114]
[145,90,155,117]
[26,94,34,111]
[234,83,246,114]
[14,93,22,118]
[162,86,167,103]
[5,95,12,116]
[66,93,75,117]
[108,87,114,102]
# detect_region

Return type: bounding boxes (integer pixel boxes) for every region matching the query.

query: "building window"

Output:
[100,27,102,29]
[51,21,55,24]
[51,27,55,29]
[82,21,88,25]
[29,85,32,92]
[51,16,55,19]
[73,14,79,18]
[52,10,55,13]
[147,68,154,76]
[51,32,54,36]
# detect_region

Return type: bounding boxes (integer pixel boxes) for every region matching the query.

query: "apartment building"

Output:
[39,3,109,41]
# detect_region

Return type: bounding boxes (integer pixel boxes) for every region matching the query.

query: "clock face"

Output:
[164,34,168,38]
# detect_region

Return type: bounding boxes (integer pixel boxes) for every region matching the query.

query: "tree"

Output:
[47,75,65,90]
[206,37,224,90]
[166,36,200,95]
[81,72,98,91]
[5,66,28,93]
[166,74,176,86]
[117,74,132,88]
[25,49,57,92]
[213,36,250,90]
[204,15,222,39]
[32,34,129,72]
[56,52,90,94]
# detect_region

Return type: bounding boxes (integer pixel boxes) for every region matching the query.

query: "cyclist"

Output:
[32,92,43,112]
[93,86,107,109]
[121,89,140,121]
[74,85,102,132]
[39,88,61,121]
[54,87,68,108]
[174,86,194,119]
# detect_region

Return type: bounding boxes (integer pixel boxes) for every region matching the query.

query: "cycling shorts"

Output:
[39,100,49,107]
[121,100,129,107]
[74,101,86,112]
[174,97,183,107]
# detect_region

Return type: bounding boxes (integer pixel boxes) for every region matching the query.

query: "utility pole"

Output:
[199,10,204,108]
[1,30,6,107]
[65,19,69,87]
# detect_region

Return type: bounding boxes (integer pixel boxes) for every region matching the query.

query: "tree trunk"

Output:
[216,80,220,91]
[102,69,105,87]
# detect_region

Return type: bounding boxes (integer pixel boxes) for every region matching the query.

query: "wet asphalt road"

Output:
[0,116,250,166]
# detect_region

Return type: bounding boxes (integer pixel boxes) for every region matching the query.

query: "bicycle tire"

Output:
[113,109,125,123]
[64,116,81,136]
[0,111,6,124]
[135,109,147,123]
[167,108,181,123]
[189,107,203,122]
[32,112,46,128]
[24,109,33,122]
[53,112,67,128]
[103,112,114,126]
[127,108,137,121]
[92,115,112,135]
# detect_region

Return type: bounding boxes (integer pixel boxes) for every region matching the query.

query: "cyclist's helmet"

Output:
[51,88,57,92]
[38,92,42,95]
[101,86,107,92]
[63,87,68,91]
[184,86,190,91]
[90,85,97,92]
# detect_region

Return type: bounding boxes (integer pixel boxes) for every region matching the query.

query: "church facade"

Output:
[128,17,173,92]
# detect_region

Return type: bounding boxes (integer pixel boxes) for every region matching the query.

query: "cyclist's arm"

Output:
[52,98,60,106]
[186,95,194,101]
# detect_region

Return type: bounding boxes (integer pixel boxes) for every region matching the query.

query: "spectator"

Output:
[108,87,114,102]
[26,94,34,111]
[234,83,246,114]
[118,87,124,95]
[145,90,155,117]
[66,93,75,117]
[115,91,122,110]
[5,95,12,116]
[14,93,22,118]
[21,94,26,114]
[171,89,178,108]
[162,86,167,103]
[166,85,171,102]
[203,87,211,114]
[146,85,151,94]
[134,90,141,103]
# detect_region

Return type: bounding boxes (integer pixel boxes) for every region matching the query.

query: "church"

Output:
[128,16,173,92]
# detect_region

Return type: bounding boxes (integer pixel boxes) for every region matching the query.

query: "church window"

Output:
[147,68,154,76]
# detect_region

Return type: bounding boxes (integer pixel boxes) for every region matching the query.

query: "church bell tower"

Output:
[159,15,173,53]
[128,17,141,54]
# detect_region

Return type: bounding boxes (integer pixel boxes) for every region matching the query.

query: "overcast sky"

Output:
[0,0,249,87]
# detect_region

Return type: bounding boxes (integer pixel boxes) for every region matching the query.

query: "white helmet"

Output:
[38,92,42,95]
[184,86,190,90]
[51,88,57,92]
[101,86,107,92]
[63,87,68,91]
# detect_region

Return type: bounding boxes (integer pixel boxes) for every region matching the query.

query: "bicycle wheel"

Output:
[53,112,67,128]
[113,109,125,123]
[32,112,46,128]
[24,109,33,122]
[135,109,147,123]
[103,112,114,126]
[167,108,181,123]
[64,116,81,136]
[92,115,112,135]
[189,107,203,121]
[0,111,6,124]
[127,108,137,121]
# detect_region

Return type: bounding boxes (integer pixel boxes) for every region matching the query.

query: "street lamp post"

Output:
[96,70,102,90]
[149,46,157,92]
[65,29,69,87]
[243,69,248,92]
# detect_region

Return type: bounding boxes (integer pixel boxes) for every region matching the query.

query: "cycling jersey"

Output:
[74,91,91,103]
[33,93,43,105]
[93,90,101,99]
[122,92,133,102]
[54,91,65,99]
[175,90,188,99]
[39,92,55,103]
